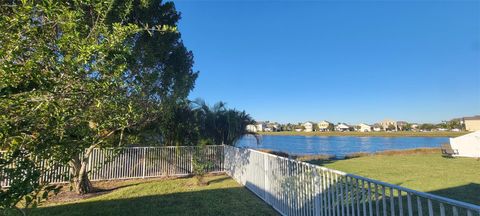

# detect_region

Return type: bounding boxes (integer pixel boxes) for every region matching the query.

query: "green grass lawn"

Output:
[259,131,468,137]
[31,175,278,216]
[307,153,480,205]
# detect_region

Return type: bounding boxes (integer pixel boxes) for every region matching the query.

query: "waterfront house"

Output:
[318,120,333,131]
[379,119,398,131]
[335,123,351,132]
[372,124,382,132]
[246,124,257,132]
[267,122,280,132]
[357,123,373,132]
[256,122,267,132]
[303,121,314,132]
[464,116,480,131]
[411,124,419,130]
[397,121,409,130]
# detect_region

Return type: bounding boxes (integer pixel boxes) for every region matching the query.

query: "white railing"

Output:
[1,145,224,187]
[224,145,480,216]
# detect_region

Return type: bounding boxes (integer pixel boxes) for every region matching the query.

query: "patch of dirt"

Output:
[44,173,227,205]
[47,189,111,204]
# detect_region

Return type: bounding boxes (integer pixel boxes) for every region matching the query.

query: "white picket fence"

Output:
[0,145,224,187]
[223,145,480,216]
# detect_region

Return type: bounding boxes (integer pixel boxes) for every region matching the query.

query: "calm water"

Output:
[236,135,449,157]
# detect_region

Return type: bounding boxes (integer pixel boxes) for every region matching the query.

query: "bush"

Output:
[192,145,213,186]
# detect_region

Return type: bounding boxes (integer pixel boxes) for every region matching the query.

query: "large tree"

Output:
[0,1,197,211]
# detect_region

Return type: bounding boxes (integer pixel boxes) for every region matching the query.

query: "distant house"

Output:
[318,120,333,131]
[246,124,257,132]
[397,121,409,130]
[336,123,351,132]
[411,124,419,130]
[295,128,303,132]
[267,123,280,132]
[357,123,372,132]
[255,122,267,132]
[303,122,314,132]
[379,119,398,131]
[372,124,382,132]
[464,116,480,131]
[449,131,480,158]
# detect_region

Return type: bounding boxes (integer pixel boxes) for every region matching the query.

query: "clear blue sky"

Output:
[174,0,480,124]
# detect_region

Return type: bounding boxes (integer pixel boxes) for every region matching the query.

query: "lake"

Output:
[236,135,449,157]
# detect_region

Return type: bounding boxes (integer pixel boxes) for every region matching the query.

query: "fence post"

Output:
[88,150,93,179]
[142,147,146,178]
[313,167,321,216]
[264,153,269,204]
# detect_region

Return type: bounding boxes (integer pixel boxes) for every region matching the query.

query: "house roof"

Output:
[358,123,372,127]
[336,123,350,128]
[464,116,480,120]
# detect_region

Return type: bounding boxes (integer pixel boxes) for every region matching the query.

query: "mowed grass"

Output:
[31,175,278,216]
[313,153,480,205]
[259,131,468,137]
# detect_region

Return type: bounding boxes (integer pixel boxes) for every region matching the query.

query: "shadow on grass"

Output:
[30,187,279,216]
[206,176,230,185]
[429,183,480,206]
[300,158,337,166]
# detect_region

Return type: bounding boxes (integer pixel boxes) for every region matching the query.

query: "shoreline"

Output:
[257,131,468,137]
[259,147,443,161]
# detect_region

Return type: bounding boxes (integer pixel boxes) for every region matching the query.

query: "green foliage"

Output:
[151,99,257,147]
[191,144,213,186]
[386,124,397,131]
[327,124,335,131]
[419,123,436,131]
[443,119,464,130]
[0,150,59,215]
[1,0,197,210]
[312,123,320,132]
[193,99,256,146]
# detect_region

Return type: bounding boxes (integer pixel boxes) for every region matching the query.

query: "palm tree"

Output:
[192,99,258,146]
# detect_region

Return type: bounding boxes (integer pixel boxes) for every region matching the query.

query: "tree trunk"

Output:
[69,154,93,194]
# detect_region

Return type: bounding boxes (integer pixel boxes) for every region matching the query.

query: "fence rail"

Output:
[223,145,480,216]
[1,145,224,187]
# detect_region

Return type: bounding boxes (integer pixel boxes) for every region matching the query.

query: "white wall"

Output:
[449,131,480,158]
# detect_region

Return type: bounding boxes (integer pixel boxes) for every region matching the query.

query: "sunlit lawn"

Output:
[31,175,278,216]
[309,153,480,205]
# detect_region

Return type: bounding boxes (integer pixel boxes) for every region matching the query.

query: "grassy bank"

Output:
[258,131,468,137]
[302,152,480,205]
[31,175,278,216]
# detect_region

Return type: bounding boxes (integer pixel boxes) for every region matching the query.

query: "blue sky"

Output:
[174,0,480,124]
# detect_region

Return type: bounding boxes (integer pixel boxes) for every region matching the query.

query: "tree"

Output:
[402,123,412,131]
[327,124,335,131]
[313,123,320,132]
[419,123,436,131]
[193,99,257,146]
[445,119,464,130]
[387,124,397,131]
[1,0,197,206]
